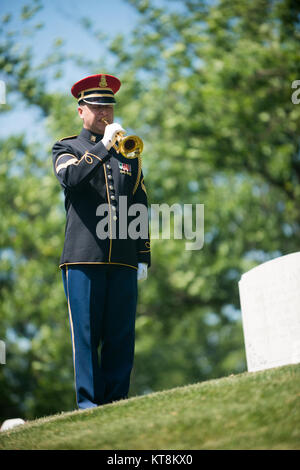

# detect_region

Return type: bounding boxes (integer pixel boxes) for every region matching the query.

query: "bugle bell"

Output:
[101,118,143,159]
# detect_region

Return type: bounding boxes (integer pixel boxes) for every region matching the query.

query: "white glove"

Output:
[101,122,125,150]
[137,263,148,281]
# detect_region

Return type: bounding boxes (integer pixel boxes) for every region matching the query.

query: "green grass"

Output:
[1,364,299,450]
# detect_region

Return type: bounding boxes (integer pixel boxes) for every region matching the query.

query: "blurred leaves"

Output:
[1,0,300,418]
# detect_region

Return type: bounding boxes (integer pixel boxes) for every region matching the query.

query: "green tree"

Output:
[0,2,77,418]
[111,0,300,393]
[1,0,300,419]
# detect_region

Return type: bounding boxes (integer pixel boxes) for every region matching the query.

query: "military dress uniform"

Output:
[52,74,150,409]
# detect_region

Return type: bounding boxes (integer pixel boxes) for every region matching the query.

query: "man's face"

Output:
[78,103,114,134]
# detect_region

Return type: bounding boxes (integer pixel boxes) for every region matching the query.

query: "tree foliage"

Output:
[1,0,300,419]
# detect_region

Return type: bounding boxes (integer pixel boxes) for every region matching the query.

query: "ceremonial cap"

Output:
[71,73,121,105]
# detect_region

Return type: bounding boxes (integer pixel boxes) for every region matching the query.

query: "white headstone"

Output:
[0,418,25,432]
[239,252,300,372]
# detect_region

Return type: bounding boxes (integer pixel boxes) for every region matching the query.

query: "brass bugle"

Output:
[101,118,143,159]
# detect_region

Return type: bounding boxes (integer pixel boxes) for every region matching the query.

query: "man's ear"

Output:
[78,105,84,120]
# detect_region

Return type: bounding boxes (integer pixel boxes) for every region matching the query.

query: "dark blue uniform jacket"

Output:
[52,127,151,270]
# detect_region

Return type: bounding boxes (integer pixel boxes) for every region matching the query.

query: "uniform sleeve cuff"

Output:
[90,140,111,161]
[138,252,151,267]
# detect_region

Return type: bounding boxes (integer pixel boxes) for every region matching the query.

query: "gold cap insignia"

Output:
[99,75,108,88]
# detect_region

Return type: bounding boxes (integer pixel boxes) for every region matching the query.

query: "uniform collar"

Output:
[79,127,103,143]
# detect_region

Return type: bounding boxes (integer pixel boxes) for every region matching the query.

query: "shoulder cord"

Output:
[133,154,142,195]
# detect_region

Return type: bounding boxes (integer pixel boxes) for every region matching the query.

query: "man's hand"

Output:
[101,122,125,150]
[137,263,148,281]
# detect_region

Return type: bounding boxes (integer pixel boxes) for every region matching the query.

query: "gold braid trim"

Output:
[141,177,147,194]
[133,154,142,195]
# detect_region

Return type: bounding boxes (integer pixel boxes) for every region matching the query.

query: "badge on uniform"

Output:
[119,162,131,176]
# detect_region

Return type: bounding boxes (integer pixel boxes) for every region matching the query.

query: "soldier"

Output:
[52,73,150,409]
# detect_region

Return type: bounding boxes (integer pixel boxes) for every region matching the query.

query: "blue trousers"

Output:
[62,264,138,409]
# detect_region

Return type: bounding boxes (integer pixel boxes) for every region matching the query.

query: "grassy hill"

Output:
[0,364,299,450]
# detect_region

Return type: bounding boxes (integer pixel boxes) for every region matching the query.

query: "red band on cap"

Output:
[71,74,121,99]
